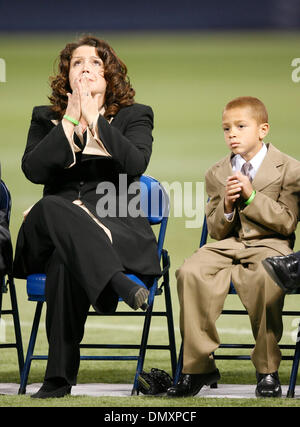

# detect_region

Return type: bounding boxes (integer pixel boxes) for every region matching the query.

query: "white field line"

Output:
[3,319,297,339]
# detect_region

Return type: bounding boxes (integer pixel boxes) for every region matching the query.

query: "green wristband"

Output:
[245,190,256,206]
[63,115,79,126]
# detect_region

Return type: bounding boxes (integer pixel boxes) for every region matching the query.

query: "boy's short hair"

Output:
[223,96,268,124]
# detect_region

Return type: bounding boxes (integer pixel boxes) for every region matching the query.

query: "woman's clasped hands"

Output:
[65,74,102,130]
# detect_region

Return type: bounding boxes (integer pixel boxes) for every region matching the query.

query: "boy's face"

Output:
[222,106,269,161]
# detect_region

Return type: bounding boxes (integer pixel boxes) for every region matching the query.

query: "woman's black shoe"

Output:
[167,369,221,397]
[109,272,149,311]
[127,286,149,311]
[31,378,71,399]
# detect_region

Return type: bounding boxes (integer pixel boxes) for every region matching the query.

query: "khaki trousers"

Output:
[176,238,288,375]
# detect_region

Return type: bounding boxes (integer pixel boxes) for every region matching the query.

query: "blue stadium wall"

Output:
[1,0,300,31]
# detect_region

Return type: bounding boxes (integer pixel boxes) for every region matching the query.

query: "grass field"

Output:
[0,31,300,407]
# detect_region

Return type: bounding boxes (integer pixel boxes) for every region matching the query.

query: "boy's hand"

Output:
[224,172,254,213]
[235,171,253,200]
[224,175,242,213]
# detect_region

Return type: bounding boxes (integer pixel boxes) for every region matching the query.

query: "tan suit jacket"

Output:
[205,143,300,254]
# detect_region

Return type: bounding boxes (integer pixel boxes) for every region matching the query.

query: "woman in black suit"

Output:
[13,35,161,398]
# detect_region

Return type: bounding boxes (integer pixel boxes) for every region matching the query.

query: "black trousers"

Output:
[21,196,125,384]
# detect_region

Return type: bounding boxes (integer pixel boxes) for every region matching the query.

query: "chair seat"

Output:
[125,274,148,289]
[27,273,148,302]
[229,282,236,294]
[27,274,46,302]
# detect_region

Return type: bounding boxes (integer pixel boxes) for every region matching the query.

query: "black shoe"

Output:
[262,254,300,294]
[255,372,282,398]
[31,379,71,399]
[167,369,220,397]
[128,286,149,311]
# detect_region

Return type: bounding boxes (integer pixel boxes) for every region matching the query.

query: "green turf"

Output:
[0,31,300,407]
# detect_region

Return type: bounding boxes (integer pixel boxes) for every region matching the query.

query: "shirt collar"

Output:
[232,142,267,175]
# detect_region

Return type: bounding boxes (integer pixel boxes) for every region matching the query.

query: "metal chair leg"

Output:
[174,343,183,385]
[162,253,177,378]
[287,321,300,398]
[19,301,43,394]
[8,275,24,377]
[131,301,154,395]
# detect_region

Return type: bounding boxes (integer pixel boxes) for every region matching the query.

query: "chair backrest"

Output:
[140,175,169,258]
[140,175,169,224]
[0,180,11,224]
[199,214,208,248]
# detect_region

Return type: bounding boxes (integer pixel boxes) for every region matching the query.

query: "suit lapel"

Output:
[252,143,283,191]
[214,154,234,186]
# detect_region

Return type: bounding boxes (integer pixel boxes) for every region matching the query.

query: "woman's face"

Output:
[69,45,107,96]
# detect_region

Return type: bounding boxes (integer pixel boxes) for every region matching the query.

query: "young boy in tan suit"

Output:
[167,96,300,398]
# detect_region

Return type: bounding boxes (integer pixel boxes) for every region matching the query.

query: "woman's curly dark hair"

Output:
[49,35,135,120]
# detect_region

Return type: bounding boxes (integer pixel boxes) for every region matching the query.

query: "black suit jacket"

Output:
[14,103,161,280]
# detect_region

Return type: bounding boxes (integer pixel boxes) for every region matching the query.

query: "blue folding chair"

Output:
[0,180,24,378]
[174,213,300,398]
[19,175,177,395]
